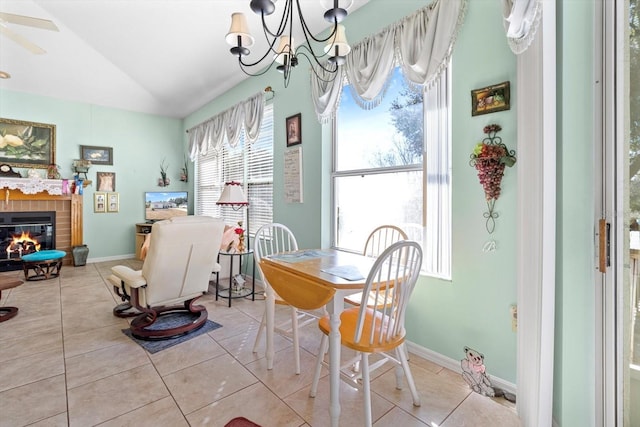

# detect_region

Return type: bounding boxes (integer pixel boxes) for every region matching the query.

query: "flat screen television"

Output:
[144,191,188,222]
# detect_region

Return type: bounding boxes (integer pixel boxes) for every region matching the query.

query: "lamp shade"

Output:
[320,0,354,10]
[226,13,255,47]
[216,181,248,206]
[324,24,350,57]
[274,36,295,64]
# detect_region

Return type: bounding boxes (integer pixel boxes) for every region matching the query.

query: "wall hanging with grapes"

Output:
[469,124,517,234]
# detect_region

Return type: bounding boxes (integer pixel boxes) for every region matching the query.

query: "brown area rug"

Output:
[224,417,261,427]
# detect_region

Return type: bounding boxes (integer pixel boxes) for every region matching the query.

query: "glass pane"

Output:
[629,0,640,424]
[335,171,422,252]
[336,68,423,171]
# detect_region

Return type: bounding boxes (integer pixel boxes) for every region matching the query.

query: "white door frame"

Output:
[595,0,626,424]
[515,1,556,426]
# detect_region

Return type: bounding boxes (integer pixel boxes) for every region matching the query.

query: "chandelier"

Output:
[225,0,352,87]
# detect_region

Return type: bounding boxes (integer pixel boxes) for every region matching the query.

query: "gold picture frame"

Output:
[471,81,511,116]
[0,118,56,169]
[107,192,119,213]
[94,192,106,213]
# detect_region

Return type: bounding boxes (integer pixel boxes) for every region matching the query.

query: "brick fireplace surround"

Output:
[0,188,83,266]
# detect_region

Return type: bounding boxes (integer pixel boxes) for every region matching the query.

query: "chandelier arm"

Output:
[296,50,339,79]
[296,46,334,70]
[259,2,289,39]
[237,36,280,69]
[295,0,339,44]
[237,57,279,77]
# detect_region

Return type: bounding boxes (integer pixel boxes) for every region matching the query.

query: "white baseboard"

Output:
[85,254,135,263]
[405,341,517,396]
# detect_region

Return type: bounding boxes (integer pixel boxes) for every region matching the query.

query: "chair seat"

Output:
[344,288,395,308]
[318,307,404,353]
[21,250,66,262]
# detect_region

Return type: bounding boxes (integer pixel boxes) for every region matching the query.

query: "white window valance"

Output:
[310,0,467,123]
[501,0,542,54]
[188,91,264,161]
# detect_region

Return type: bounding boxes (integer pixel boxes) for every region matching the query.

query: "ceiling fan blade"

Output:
[0,12,58,31]
[0,25,46,54]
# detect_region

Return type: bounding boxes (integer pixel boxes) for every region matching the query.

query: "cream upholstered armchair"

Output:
[108,216,224,340]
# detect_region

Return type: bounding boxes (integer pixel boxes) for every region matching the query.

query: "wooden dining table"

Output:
[259,248,375,427]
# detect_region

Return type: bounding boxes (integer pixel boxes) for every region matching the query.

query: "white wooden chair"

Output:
[309,240,423,427]
[252,223,321,374]
[344,225,408,307]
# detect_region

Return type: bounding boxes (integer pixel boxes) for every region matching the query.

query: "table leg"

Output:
[327,294,343,427]
[228,255,234,307]
[265,279,275,370]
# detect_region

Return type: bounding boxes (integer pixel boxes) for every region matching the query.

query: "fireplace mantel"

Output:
[0,183,83,265]
[0,177,65,195]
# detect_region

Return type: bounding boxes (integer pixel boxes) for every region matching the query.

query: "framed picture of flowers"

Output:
[471,81,511,116]
[0,118,56,168]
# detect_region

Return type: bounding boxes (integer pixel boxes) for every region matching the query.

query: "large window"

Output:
[333,67,451,278]
[195,104,273,238]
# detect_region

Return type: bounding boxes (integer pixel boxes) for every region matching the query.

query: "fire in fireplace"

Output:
[0,212,55,271]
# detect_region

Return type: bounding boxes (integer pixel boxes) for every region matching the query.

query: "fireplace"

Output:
[0,211,56,271]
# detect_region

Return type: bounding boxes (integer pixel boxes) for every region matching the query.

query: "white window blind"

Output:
[195,104,273,237]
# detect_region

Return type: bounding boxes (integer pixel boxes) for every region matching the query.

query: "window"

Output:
[195,104,273,238]
[332,67,451,278]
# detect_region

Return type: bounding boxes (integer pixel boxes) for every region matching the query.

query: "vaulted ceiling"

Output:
[0,0,369,118]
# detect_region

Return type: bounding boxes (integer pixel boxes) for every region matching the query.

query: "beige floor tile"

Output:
[63,323,131,358]
[162,354,258,415]
[440,392,520,426]
[372,365,471,426]
[0,348,64,393]
[27,413,68,427]
[61,300,128,335]
[0,329,62,363]
[186,382,304,427]
[98,396,189,427]
[67,364,169,427]
[0,312,62,341]
[0,375,67,427]
[284,374,395,427]
[65,341,150,389]
[0,260,514,426]
[373,406,429,426]
[245,345,323,399]
[150,333,226,376]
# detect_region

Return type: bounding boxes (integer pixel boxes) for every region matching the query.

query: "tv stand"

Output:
[135,223,153,260]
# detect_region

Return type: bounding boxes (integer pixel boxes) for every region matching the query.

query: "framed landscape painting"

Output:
[81,145,113,165]
[0,118,56,169]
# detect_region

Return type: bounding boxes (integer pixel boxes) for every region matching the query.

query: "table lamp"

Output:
[216,181,249,249]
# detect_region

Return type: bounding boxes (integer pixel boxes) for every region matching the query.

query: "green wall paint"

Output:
[1,1,605,422]
[186,0,518,383]
[555,1,596,425]
[0,90,187,259]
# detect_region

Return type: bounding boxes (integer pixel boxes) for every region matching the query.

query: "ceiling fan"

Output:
[0,12,58,54]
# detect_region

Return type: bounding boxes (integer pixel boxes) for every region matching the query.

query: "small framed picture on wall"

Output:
[286,113,302,147]
[94,192,106,213]
[96,172,115,192]
[107,193,119,213]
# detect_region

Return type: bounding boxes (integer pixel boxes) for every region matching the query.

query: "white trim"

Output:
[515,1,556,426]
[405,341,516,395]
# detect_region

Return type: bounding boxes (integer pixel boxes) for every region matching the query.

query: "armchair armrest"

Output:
[111,265,147,288]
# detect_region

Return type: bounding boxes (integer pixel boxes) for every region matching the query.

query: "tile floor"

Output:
[0,260,520,427]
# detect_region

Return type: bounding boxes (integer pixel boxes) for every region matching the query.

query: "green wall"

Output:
[2,2,605,422]
[186,0,519,383]
[555,1,596,425]
[0,90,188,259]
